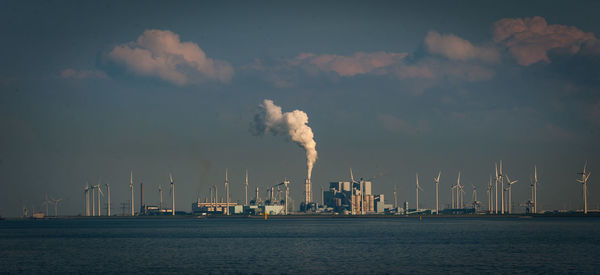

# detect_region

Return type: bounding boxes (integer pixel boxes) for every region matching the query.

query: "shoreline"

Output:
[5,212,600,220]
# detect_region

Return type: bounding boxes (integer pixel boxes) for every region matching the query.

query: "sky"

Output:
[1,1,600,216]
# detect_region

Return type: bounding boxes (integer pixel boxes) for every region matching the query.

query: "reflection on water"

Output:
[1,217,599,273]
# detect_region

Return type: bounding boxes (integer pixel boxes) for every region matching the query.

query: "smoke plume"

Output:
[252,99,318,179]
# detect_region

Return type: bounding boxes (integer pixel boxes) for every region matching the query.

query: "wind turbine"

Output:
[393,185,398,209]
[51,197,62,216]
[170,173,175,216]
[415,173,423,211]
[130,171,134,216]
[577,162,591,214]
[245,169,249,206]
[158,185,163,211]
[494,163,499,214]
[456,172,462,209]
[487,175,493,213]
[91,185,96,216]
[43,193,51,216]
[451,184,456,209]
[434,171,441,215]
[505,174,518,214]
[105,183,111,216]
[84,184,90,216]
[225,169,230,216]
[95,182,103,216]
[500,160,504,214]
[462,184,466,208]
[533,165,539,214]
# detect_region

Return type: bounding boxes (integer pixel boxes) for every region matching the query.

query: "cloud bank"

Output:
[425,31,500,63]
[108,29,233,85]
[493,16,599,66]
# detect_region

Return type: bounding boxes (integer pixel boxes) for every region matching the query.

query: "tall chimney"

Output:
[305,179,312,206]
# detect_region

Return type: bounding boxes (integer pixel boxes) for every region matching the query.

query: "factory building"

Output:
[323,179,380,214]
[374,194,393,213]
[140,204,173,215]
[191,201,242,215]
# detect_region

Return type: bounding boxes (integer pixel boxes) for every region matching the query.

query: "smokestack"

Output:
[255,187,259,204]
[305,179,312,205]
[252,99,318,179]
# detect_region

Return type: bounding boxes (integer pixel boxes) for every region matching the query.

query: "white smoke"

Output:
[252,99,318,179]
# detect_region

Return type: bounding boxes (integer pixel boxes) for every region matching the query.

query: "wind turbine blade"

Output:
[585,172,591,182]
[495,163,498,179]
[534,165,538,182]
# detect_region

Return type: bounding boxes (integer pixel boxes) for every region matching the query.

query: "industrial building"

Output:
[191,179,290,216]
[322,178,390,214]
[191,201,242,215]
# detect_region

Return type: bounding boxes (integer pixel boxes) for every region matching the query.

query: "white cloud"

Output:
[492,16,599,66]
[107,29,233,85]
[425,31,500,63]
[288,52,408,77]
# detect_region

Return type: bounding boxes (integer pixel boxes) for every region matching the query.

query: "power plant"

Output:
[20,159,596,218]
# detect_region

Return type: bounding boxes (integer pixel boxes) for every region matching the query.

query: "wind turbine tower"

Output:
[284,179,290,215]
[170,173,175,216]
[225,169,230,216]
[505,174,518,214]
[495,163,499,214]
[96,182,103,216]
[500,161,504,214]
[105,183,111,216]
[84,184,90,216]
[534,165,539,214]
[52,197,62,216]
[245,170,249,206]
[456,172,462,209]
[415,173,422,211]
[130,171,134,216]
[487,176,492,213]
[393,185,397,209]
[451,184,456,209]
[434,171,441,214]
[92,185,96,216]
[43,194,50,216]
[159,185,163,211]
[577,162,591,214]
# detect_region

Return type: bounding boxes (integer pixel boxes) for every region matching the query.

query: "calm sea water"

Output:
[1,217,599,274]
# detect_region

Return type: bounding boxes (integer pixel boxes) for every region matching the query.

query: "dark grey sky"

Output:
[1,1,599,216]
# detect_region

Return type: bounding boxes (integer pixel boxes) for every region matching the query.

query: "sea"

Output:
[1,216,599,274]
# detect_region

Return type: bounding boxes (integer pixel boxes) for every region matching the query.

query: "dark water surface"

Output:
[1,217,599,274]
